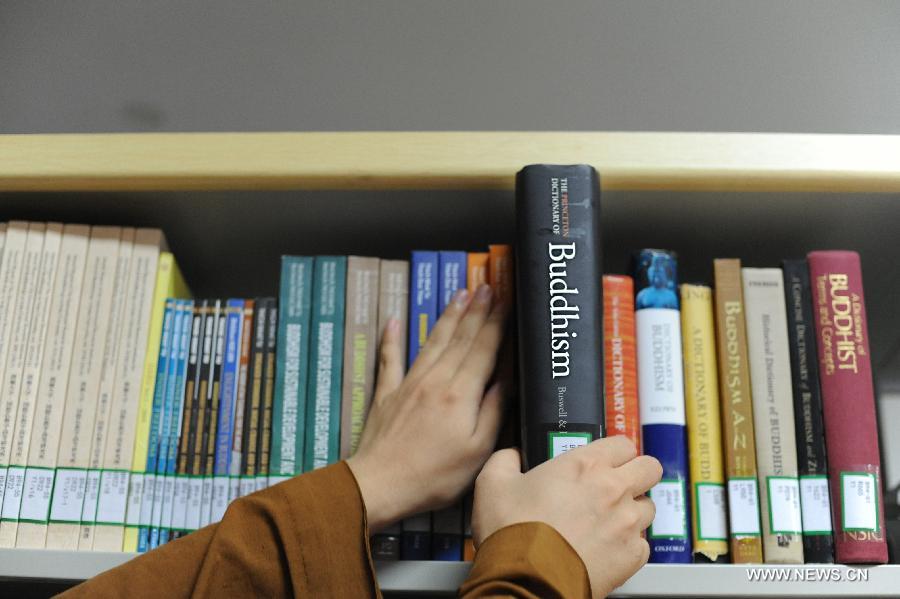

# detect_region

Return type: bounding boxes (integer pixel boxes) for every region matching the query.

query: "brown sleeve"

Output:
[459,522,591,599]
[61,462,379,599]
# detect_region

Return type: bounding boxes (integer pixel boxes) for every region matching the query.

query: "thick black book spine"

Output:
[782,260,834,564]
[515,164,604,470]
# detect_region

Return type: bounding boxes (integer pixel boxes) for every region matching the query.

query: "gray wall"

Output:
[2,0,899,133]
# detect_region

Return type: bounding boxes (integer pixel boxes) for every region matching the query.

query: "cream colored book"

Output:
[0,223,46,529]
[45,227,121,550]
[78,229,134,550]
[0,223,62,547]
[0,222,27,513]
[93,228,165,551]
[742,268,805,564]
[16,225,90,548]
[0,223,6,265]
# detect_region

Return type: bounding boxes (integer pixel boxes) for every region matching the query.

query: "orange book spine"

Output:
[467,253,489,292]
[488,245,514,306]
[602,275,640,453]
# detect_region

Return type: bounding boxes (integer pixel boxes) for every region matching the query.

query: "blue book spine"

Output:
[138,300,176,553]
[407,251,438,369]
[438,251,467,313]
[632,249,691,563]
[215,301,244,475]
[160,300,193,546]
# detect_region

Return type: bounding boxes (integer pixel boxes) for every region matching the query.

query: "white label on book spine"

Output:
[125,474,144,527]
[156,476,174,528]
[19,468,55,522]
[0,467,7,507]
[81,470,101,522]
[171,476,189,530]
[96,471,130,524]
[186,478,203,530]
[255,476,268,492]
[842,472,878,531]
[1,466,26,519]
[268,475,290,487]
[239,477,255,497]
[228,477,240,502]
[136,474,155,527]
[767,477,802,534]
[636,309,685,426]
[199,477,213,527]
[696,483,728,540]
[211,477,229,523]
[800,476,832,534]
[649,480,687,538]
[50,469,87,522]
[727,478,761,535]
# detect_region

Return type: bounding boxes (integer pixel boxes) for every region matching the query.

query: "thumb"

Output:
[479,447,523,482]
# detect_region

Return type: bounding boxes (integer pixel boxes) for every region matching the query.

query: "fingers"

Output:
[617,455,663,497]
[431,285,495,381]
[478,447,522,481]
[473,380,506,443]
[634,495,656,531]
[570,435,637,468]
[373,319,405,401]
[450,297,509,396]
[406,288,471,378]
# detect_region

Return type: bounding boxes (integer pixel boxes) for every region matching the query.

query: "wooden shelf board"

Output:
[1,132,900,192]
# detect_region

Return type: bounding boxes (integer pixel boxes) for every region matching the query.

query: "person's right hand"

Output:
[471,437,662,599]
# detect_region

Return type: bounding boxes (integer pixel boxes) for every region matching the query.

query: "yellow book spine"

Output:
[123,253,186,552]
[680,284,729,562]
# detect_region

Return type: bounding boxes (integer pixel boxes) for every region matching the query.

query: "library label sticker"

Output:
[96,470,130,525]
[0,467,7,504]
[49,469,87,523]
[211,476,230,523]
[255,475,268,492]
[799,476,832,534]
[81,469,102,522]
[695,483,728,541]
[228,476,241,502]
[727,478,761,536]
[841,472,878,532]
[649,479,687,539]
[19,467,56,522]
[239,476,256,498]
[186,477,204,530]
[1,466,26,519]
[171,476,189,530]
[548,432,592,459]
[125,473,145,527]
[767,476,802,535]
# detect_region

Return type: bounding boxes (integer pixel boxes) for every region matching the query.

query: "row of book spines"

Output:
[396,247,512,561]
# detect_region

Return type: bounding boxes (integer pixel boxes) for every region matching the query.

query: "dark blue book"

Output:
[407,251,438,370]
[632,249,691,563]
[438,251,467,313]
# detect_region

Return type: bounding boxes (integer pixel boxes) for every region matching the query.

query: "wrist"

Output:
[346,455,412,533]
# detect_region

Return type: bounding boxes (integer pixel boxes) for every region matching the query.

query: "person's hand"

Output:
[471,437,662,599]
[347,284,510,533]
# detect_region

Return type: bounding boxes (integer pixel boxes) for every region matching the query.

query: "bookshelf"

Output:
[0,132,898,596]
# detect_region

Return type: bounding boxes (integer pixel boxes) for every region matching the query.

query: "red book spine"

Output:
[602,275,640,453]
[807,251,888,564]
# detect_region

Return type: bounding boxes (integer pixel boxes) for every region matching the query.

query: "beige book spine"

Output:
[339,257,380,459]
[0,223,62,547]
[376,260,409,368]
[78,229,134,550]
[17,225,90,548]
[0,223,46,528]
[46,227,121,550]
[742,267,805,564]
[93,228,163,551]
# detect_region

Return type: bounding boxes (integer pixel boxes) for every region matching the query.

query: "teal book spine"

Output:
[271,257,314,481]
[303,257,347,471]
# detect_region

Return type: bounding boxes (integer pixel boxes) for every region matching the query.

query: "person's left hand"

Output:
[347,284,510,533]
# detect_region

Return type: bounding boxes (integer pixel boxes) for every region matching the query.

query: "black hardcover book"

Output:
[203,303,227,515]
[256,300,278,482]
[782,260,835,563]
[515,164,604,470]
[241,300,268,482]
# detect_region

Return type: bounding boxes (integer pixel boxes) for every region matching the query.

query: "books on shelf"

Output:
[0,213,890,570]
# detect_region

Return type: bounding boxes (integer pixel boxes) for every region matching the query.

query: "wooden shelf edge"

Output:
[0,549,897,596]
[1,131,900,193]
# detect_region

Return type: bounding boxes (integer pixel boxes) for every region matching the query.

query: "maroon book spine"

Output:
[807,251,888,564]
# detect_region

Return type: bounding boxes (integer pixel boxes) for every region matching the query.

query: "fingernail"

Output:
[475,284,492,303]
[453,288,469,307]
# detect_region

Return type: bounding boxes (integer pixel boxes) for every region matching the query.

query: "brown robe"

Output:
[61,462,590,598]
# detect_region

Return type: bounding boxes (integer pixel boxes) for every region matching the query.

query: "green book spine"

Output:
[303,257,347,471]
[271,257,314,479]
